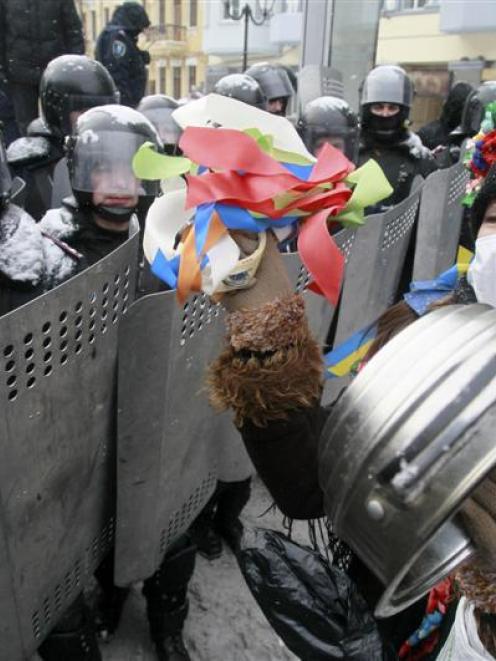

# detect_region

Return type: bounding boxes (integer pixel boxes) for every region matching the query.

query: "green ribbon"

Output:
[243,128,315,165]
[132,142,193,180]
[336,159,393,226]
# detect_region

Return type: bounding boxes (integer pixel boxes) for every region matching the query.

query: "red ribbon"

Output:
[297,208,345,307]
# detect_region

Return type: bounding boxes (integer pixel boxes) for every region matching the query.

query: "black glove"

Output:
[140,50,151,65]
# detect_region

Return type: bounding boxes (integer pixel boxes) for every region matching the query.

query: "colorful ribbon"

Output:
[135,111,392,305]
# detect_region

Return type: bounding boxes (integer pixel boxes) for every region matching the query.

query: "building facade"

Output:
[377,0,496,126]
[203,0,303,89]
[78,0,208,100]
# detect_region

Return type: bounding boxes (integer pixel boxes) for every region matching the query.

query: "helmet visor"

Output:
[141,108,182,145]
[71,130,159,197]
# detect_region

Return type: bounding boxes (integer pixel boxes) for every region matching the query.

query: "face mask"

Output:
[467,234,496,307]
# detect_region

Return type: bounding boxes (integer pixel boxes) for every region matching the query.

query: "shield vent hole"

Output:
[32,612,41,640]
[159,472,217,554]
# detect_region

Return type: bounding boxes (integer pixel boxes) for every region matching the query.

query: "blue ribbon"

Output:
[403,264,461,316]
[151,250,180,289]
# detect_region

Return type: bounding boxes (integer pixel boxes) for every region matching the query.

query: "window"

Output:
[190,0,198,27]
[173,67,182,99]
[188,65,197,91]
[159,67,166,94]
[91,10,97,40]
[148,79,156,95]
[159,0,166,25]
[104,7,110,24]
[224,0,241,19]
[174,0,182,25]
[383,0,438,10]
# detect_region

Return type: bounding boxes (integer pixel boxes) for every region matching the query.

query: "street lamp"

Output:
[223,1,275,72]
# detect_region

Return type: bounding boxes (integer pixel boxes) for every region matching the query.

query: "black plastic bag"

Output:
[238,527,384,660]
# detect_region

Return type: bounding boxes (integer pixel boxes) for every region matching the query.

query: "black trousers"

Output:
[10,82,39,134]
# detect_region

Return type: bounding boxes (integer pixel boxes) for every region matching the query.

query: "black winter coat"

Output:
[95,3,150,108]
[0,200,128,317]
[359,130,438,209]
[0,0,84,86]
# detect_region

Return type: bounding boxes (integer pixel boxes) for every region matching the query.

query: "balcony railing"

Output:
[156,24,187,41]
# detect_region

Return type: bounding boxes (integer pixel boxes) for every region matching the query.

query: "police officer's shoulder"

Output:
[0,203,45,286]
[38,203,78,241]
[111,30,130,58]
[7,136,52,168]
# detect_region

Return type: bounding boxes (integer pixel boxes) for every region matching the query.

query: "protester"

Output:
[7,55,120,220]
[0,0,84,134]
[96,2,151,108]
[204,155,496,658]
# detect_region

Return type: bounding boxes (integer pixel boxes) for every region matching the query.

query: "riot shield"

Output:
[298,65,345,113]
[319,304,496,617]
[283,226,356,345]
[335,180,423,345]
[115,290,222,585]
[412,161,469,281]
[114,236,345,585]
[0,228,139,660]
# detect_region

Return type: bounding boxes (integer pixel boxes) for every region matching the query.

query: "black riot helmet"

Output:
[360,65,414,143]
[299,96,360,162]
[40,55,121,141]
[460,81,496,137]
[440,81,473,131]
[66,105,162,224]
[214,74,266,110]
[137,94,182,153]
[244,64,294,115]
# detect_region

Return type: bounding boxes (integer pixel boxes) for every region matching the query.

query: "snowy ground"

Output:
[34,478,310,661]
[102,477,308,661]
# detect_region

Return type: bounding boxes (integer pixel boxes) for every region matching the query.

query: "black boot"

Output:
[38,594,102,661]
[142,536,196,661]
[190,493,223,560]
[213,478,251,553]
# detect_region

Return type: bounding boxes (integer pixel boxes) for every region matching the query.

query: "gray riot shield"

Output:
[319,304,496,617]
[114,235,347,585]
[50,157,72,210]
[115,291,222,585]
[335,180,423,345]
[412,161,469,281]
[282,226,357,345]
[298,65,345,112]
[0,229,139,659]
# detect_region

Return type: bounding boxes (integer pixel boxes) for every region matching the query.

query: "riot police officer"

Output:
[0,124,44,315]
[451,80,496,148]
[359,65,437,208]
[417,81,473,153]
[137,94,183,155]
[298,95,360,161]
[95,1,151,108]
[244,63,294,116]
[214,73,267,110]
[7,54,120,220]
